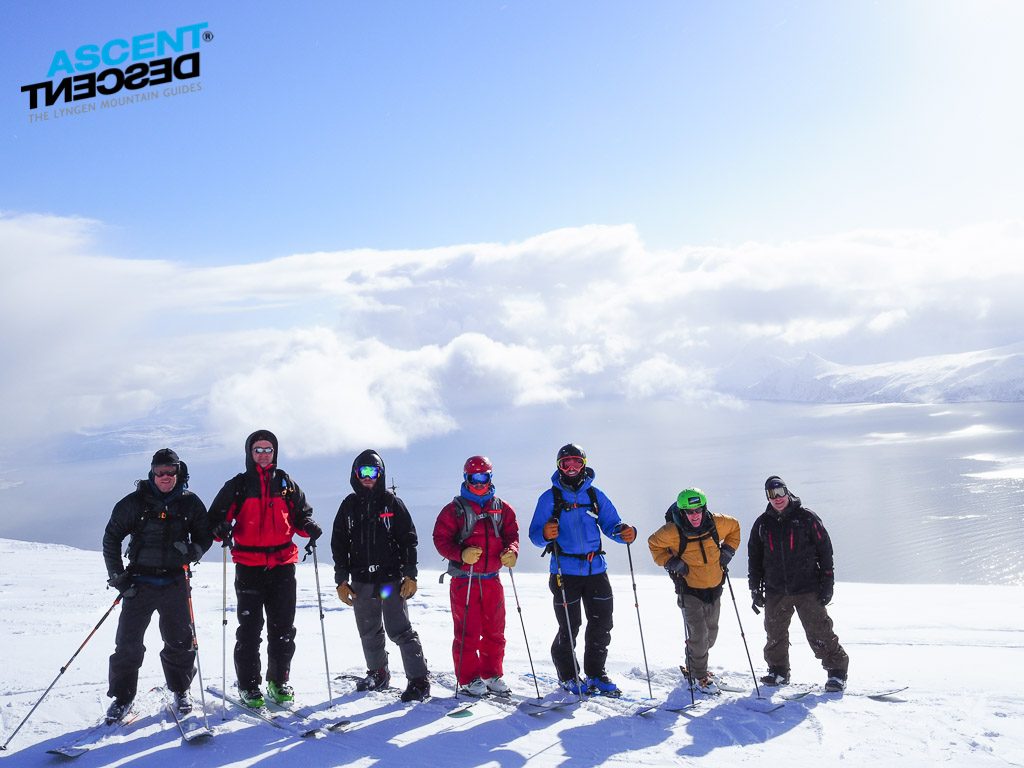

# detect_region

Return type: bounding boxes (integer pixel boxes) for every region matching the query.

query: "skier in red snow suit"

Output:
[432,456,519,696]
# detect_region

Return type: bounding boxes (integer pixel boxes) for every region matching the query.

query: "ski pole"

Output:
[1,590,125,751]
[680,592,696,708]
[506,567,541,699]
[221,542,228,720]
[724,571,761,698]
[625,540,653,698]
[309,543,334,707]
[454,564,474,699]
[550,542,584,702]
[182,565,211,732]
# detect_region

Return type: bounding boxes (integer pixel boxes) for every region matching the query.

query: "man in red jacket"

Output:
[432,456,519,696]
[208,429,322,708]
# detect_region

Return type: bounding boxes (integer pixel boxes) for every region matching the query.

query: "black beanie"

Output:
[151,448,180,466]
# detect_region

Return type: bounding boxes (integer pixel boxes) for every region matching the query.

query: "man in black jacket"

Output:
[747,475,849,692]
[102,449,212,722]
[331,449,429,702]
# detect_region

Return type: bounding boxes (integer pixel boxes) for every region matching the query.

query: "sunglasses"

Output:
[766,486,788,500]
[153,469,178,478]
[357,465,381,480]
[466,472,492,485]
[252,446,274,454]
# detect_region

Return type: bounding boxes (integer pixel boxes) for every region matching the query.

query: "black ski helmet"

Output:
[556,443,587,465]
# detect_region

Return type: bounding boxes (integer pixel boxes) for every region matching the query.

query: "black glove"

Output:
[818,583,834,606]
[107,572,136,597]
[303,519,323,541]
[751,589,766,609]
[665,556,689,576]
[719,544,735,569]
[212,520,234,546]
[173,541,203,565]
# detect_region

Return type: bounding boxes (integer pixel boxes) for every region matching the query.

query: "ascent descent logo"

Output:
[20,22,210,112]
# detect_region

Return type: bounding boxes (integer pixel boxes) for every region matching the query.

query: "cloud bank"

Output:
[3,213,1024,458]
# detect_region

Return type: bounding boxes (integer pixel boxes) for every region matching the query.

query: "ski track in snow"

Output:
[1,538,1023,767]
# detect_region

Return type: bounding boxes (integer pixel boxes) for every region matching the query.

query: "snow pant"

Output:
[548,571,614,681]
[449,574,506,685]
[763,591,849,675]
[352,580,428,678]
[108,574,194,702]
[234,563,297,689]
[679,593,721,680]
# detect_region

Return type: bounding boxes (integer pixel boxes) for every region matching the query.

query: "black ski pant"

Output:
[351,580,428,678]
[108,575,194,702]
[234,563,297,690]
[548,571,614,681]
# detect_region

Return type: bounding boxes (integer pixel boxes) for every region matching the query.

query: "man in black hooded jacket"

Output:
[102,448,211,722]
[748,475,849,692]
[331,449,429,702]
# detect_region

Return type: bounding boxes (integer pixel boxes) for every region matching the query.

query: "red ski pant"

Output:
[449,575,506,684]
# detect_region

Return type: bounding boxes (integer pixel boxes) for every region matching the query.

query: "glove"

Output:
[399,577,417,599]
[212,520,233,546]
[616,524,637,544]
[751,589,766,609]
[500,548,517,568]
[665,556,689,576]
[107,571,136,596]
[542,519,559,541]
[818,583,834,606]
[719,544,735,569]
[303,519,323,541]
[173,541,203,565]
[336,583,355,606]
[461,546,483,565]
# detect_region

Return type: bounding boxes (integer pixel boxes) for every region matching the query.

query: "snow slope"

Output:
[1,538,1022,766]
[718,342,1024,403]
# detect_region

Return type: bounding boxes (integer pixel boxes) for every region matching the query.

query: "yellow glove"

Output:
[336,583,355,606]
[500,549,517,568]
[461,546,483,565]
[399,577,417,599]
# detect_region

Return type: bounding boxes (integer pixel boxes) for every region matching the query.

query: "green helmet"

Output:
[677,488,708,511]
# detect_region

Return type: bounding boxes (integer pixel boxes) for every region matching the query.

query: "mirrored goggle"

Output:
[766,485,788,499]
[558,457,585,470]
[357,465,381,480]
[153,468,178,478]
[253,446,275,454]
[466,472,492,485]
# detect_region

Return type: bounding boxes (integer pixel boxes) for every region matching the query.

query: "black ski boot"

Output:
[355,668,391,692]
[759,668,790,686]
[105,697,134,724]
[400,676,431,702]
[172,690,193,715]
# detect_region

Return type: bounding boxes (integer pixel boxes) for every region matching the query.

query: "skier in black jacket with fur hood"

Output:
[331,449,429,701]
[101,448,211,722]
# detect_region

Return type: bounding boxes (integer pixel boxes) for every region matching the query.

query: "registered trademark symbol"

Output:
[202,30,214,42]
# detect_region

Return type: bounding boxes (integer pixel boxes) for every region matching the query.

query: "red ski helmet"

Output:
[463,455,493,476]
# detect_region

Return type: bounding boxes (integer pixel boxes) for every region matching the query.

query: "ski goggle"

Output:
[153,468,178,478]
[357,465,381,480]
[558,456,585,471]
[466,472,492,486]
[766,485,788,500]
[252,446,274,454]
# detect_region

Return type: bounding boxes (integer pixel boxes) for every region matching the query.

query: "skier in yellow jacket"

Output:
[648,488,741,694]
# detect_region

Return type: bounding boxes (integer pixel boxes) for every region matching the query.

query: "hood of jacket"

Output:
[349,448,387,497]
[244,429,279,473]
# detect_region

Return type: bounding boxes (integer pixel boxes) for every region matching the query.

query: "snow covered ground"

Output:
[1,538,1022,766]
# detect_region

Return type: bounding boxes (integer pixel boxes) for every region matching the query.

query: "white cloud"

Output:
[3,213,1024,457]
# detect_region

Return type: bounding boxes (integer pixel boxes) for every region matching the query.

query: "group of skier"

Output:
[99,433,849,725]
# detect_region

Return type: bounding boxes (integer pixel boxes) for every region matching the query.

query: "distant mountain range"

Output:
[717,342,1024,403]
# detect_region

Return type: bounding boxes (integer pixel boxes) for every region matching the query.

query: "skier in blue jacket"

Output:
[528,443,637,696]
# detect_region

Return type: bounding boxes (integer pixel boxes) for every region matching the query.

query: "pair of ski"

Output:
[206,684,350,738]
[46,687,211,758]
[519,673,660,718]
[776,684,909,701]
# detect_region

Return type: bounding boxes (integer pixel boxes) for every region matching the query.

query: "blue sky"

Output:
[5,2,1022,264]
